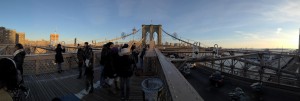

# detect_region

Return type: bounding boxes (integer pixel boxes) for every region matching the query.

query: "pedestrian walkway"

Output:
[23,67,146,101]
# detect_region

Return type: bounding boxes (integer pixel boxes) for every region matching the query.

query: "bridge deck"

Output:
[23,67,146,101]
[187,66,300,101]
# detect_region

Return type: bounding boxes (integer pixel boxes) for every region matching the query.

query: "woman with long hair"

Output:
[55,44,65,73]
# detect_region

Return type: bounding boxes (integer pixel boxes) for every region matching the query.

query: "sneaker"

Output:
[24,88,30,98]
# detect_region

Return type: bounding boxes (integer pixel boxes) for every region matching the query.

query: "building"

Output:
[50,33,59,45]
[0,27,17,44]
[16,32,26,45]
[0,27,27,45]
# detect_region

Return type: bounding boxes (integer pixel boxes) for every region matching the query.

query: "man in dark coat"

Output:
[101,42,118,94]
[102,42,116,79]
[83,42,94,93]
[13,43,30,97]
[13,43,26,76]
[77,44,84,79]
[55,44,65,73]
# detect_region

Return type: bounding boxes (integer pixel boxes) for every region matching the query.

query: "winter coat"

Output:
[102,48,118,78]
[77,48,84,62]
[83,46,93,61]
[116,48,135,77]
[13,49,26,72]
[55,48,65,63]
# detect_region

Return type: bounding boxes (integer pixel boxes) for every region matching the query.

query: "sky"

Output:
[0,0,300,49]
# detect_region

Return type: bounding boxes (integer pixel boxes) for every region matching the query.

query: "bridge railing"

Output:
[166,51,300,92]
[0,50,102,75]
[154,48,204,101]
[199,58,300,92]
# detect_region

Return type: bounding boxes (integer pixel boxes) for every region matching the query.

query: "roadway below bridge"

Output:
[185,66,300,101]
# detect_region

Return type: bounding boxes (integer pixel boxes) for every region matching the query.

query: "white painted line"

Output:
[74,80,101,99]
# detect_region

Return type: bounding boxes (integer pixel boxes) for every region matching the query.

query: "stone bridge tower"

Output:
[142,24,162,46]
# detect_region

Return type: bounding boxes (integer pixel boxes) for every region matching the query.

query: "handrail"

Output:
[155,48,204,101]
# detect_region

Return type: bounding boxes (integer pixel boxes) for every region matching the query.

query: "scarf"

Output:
[13,49,24,57]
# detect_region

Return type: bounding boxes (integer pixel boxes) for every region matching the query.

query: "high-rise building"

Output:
[50,33,59,45]
[0,27,5,44]
[0,27,17,44]
[16,32,25,45]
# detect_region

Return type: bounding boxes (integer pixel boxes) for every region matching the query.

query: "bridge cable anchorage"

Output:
[162,29,207,48]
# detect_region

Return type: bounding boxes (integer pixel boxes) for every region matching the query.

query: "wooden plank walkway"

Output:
[23,67,147,101]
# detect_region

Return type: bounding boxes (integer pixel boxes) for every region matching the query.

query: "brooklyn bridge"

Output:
[0,24,299,101]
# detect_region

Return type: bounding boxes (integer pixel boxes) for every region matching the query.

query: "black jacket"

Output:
[55,48,65,63]
[83,46,93,61]
[77,48,84,61]
[13,50,26,70]
[102,48,119,78]
[116,55,135,77]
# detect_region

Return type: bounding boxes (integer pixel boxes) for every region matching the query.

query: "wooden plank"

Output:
[22,67,146,101]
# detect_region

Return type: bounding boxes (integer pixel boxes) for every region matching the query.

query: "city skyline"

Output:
[1,0,300,48]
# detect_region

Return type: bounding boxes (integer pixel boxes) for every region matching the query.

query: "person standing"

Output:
[139,46,147,69]
[13,43,29,97]
[100,43,108,87]
[83,42,94,93]
[13,43,26,82]
[117,44,135,101]
[55,44,65,73]
[77,44,84,79]
[130,43,138,70]
[102,42,117,94]
[130,43,136,52]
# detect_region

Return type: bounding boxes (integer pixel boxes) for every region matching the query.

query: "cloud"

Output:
[263,0,300,23]
[276,28,282,34]
[235,31,260,39]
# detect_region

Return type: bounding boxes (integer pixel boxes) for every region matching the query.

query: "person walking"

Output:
[77,44,84,79]
[100,43,108,87]
[117,44,135,101]
[83,42,94,93]
[55,44,65,73]
[13,43,29,97]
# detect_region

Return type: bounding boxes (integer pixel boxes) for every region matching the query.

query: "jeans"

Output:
[99,65,105,86]
[78,60,83,77]
[85,68,94,92]
[120,77,131,99]
[140,57,144,69]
